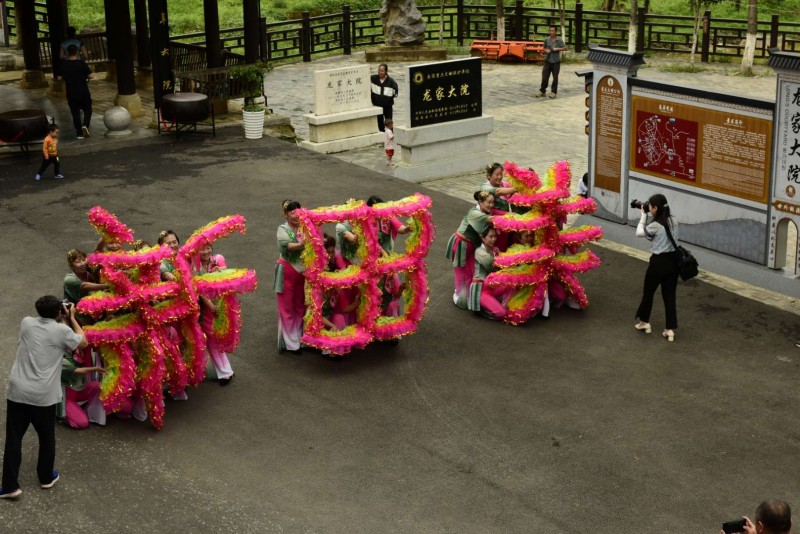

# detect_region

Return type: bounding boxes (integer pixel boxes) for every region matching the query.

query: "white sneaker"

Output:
[35,174,41,181]
[82,125,90,138]
[55,174,65,179]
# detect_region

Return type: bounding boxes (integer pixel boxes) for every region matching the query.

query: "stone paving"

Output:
[1,48,795,312]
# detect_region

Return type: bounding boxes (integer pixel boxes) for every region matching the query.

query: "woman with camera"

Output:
[633,193,679,342]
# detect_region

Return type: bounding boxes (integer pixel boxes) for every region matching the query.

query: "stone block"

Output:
[103,106,133,138]
[300,132,384,154]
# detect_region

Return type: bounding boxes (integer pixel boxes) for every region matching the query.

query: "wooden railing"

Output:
[175,65,248,102]
[9,0,800,68]
[37,32,110,69]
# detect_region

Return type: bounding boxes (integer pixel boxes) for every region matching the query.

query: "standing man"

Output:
[0,296,87,499]
[536,25,568,99]
[371,63,399,132]
[58,44,94,139]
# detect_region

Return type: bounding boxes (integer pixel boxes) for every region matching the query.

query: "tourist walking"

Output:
[35,124,63,181]
[58,44,94,139]
[536,25,567,99]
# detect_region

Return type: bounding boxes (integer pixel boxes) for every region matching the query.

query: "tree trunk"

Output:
[690,0,700,64]
[740,0,757,75]
[496,0,505,41]
[628,0,638,52]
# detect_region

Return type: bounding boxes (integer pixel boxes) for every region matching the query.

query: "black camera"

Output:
[722,518,746,534]
[630,199,650,212]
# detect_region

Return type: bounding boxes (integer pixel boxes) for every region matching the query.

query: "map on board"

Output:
[634,111,698,181]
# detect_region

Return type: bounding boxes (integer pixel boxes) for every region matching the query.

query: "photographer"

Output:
[721,500,791,534]
[632,193,679,342]
[0,296,87,499]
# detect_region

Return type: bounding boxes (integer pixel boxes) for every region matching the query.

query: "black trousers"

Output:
[37,156,60,176]
[636,251,679,329]
[376,104,393,132]
[539,61,561,94]
[2,400,56,491]
[68,94,92,135]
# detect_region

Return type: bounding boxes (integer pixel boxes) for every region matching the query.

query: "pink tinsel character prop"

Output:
[297,194,435,356]
[78,208,257,429]
[486,161,603,325]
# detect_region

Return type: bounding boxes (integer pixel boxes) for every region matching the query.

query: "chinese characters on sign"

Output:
[594,76,623,193]
[774,80,800,208]
[769,79,800,265]
[409,58,482,127]
[148,0,174,106]
[313,66,372,116]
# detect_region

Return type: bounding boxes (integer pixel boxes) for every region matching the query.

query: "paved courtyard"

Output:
[0,48,798,532]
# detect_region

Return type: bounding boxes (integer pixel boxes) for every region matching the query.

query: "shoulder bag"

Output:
[664,222,699,281]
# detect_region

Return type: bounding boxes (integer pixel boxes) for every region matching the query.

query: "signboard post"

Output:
[767,49,800,273]
[395,57,493,182]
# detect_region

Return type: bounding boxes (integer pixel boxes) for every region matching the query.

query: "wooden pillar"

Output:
[111,0,143,116]
[45,0,69,97]
[243,0,260,63]
[46,0,67,75]
[203,0,223,68]
[16,0,48,88]
[133,0,152,89]
[104,0,117,81]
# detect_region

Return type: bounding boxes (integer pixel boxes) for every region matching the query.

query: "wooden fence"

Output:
[5,0,800,65]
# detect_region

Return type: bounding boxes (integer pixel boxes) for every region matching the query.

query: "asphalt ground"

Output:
[0,129,799,532]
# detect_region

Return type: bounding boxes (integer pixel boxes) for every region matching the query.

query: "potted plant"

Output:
[230,62,270,139]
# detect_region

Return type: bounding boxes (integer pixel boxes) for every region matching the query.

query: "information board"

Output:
[630,95,771,204]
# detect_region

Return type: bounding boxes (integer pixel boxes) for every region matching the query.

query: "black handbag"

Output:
[664,223,698,281]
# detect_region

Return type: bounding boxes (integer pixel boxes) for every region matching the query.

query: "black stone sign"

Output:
[408,57,482,128]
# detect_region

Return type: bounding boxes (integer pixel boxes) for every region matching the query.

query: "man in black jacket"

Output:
[371,63,398,132]
[58,44,94,139]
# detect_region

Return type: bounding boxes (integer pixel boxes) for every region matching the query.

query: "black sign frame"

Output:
[408,57,482,128]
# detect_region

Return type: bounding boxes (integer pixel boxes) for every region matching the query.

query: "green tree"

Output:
[689,0,722,64]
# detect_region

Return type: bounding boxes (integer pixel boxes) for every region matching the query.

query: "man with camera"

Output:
[722,500,792,534]
[0,296,87,499]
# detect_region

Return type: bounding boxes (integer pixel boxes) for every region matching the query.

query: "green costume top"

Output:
[456,206,490,247]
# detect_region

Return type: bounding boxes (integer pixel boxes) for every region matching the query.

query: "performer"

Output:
[366,195,410,317]
[446,190,495,309]
[157,230,181,282]
[275,200,306,354]
[468,225,510,320]
[191,238,235,385]
[59,353,105,429]
[480,163,516,213]
[336,219,359,265]
[324,235,358,329]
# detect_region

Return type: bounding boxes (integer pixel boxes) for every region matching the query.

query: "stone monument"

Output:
[393,57,493,182]
[364,0,446,62]
[300,65,384,154]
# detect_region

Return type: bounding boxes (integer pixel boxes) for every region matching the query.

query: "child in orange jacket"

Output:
[36,124,63,181]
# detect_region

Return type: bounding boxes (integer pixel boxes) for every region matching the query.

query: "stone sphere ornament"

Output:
[103,106,133,137]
